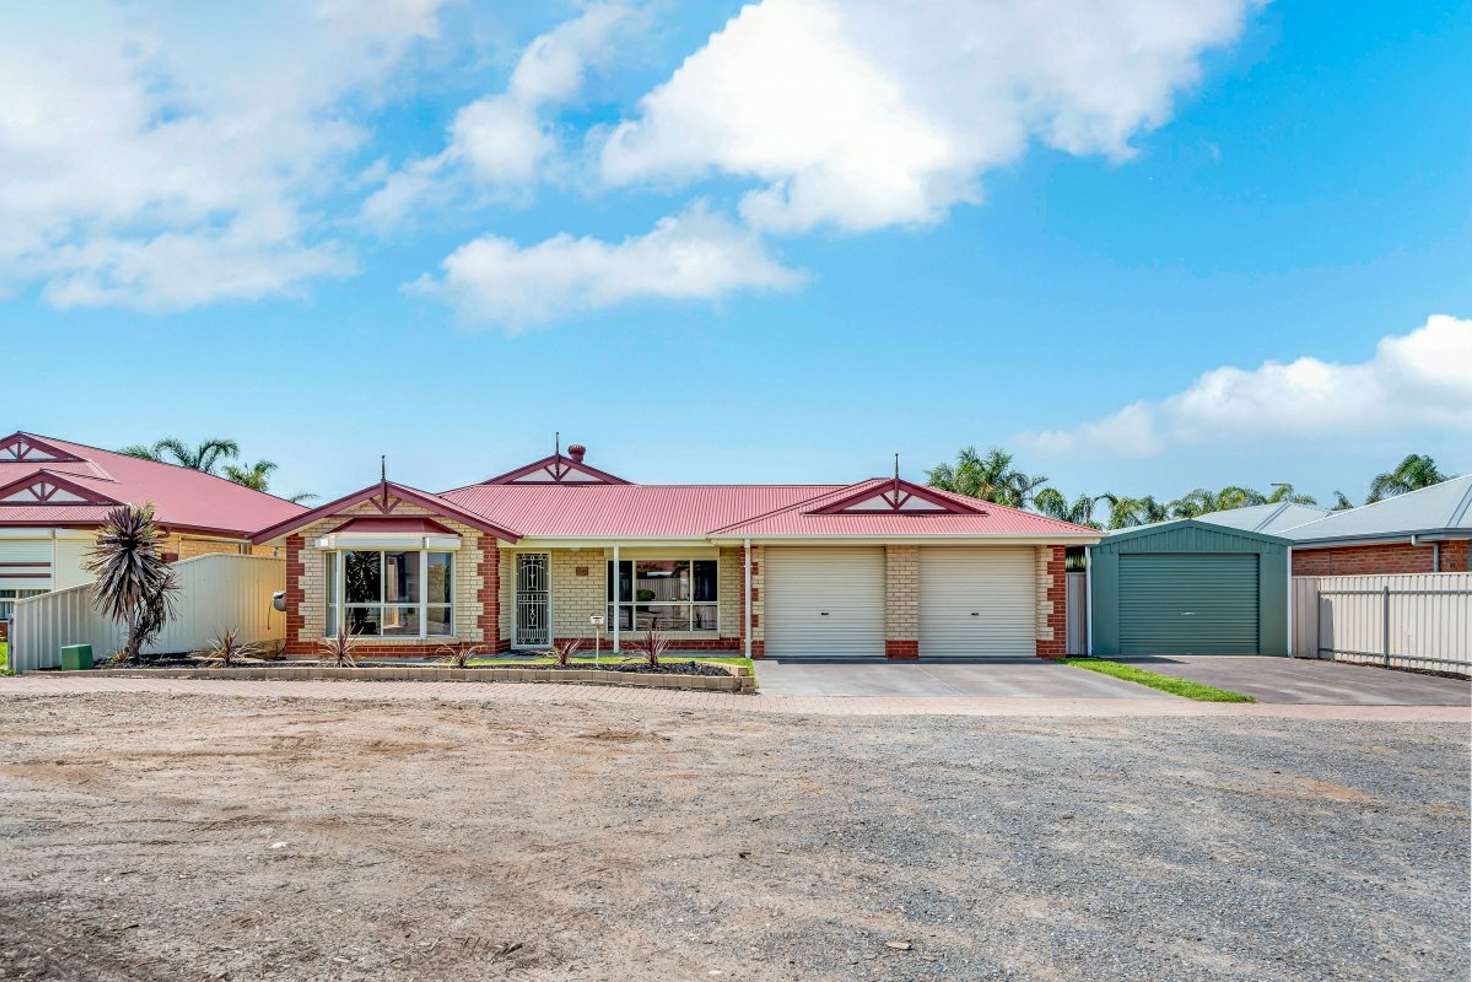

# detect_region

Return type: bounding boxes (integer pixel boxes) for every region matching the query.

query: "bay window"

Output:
[324,550,453,637]
[607,558,717,632]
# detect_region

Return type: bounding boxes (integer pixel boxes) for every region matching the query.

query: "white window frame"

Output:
[0,588,46,621]
[325,549,454,639]
[606,557,719,634]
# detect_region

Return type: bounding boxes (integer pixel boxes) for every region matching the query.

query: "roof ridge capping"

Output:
[1279,473,1472,534]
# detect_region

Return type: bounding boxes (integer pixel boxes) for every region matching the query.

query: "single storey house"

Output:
[0,431,306,623]
[1280,475,1472,575]
[252,445,1101,660]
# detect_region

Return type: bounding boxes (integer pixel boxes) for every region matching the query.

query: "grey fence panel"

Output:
[1293,573,1470,672]
[1065,571,1087,655]
[9,555,286,674]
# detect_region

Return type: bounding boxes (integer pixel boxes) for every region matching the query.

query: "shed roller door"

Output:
[919,547,1036,657]
[1118,553,1258,655]
[764,547,885,659]
[0,539,53,591]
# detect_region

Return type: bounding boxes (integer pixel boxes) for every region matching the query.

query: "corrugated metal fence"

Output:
[1292,572,1470,673]
[1065,571,1087,655]
[8,554,286,674]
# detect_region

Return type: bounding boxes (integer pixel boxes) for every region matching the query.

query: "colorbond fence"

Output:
[7,554,286,674]
[1292,572,1470,673]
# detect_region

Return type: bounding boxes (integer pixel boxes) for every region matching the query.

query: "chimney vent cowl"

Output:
[567,444,586,463]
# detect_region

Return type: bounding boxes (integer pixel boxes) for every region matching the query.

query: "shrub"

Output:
[319,624,358,668]
[437,643,490,669]
[198,627,259,667]
[550,637,583,668]
[630,628,669,669]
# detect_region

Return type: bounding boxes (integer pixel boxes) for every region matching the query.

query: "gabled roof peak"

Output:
[806,478,986,516]
[479,451,631,486]
[0,432,86,464]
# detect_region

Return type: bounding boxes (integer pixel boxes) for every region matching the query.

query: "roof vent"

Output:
[567,444,586,463]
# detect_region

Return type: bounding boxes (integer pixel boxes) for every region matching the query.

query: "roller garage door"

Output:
[1118,553,1258,655]
[764,547,885,659]
[919,546,1036,657]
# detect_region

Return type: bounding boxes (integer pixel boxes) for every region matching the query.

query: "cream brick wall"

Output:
[885,545,919,640]
[177,536,249,560]
[749,545,764,643]
[718,546,743,640]
[293,497,485,645]
[550,548,606,637]
[1035,545,1055,642]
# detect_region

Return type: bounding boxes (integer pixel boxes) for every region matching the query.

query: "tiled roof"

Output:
[0,432,307,536]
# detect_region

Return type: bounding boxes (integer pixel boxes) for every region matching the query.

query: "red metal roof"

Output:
[0,432,307,537]
[440,484,843,538]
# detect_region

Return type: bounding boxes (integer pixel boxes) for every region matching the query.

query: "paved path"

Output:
[2,674,1467,721]
[1126,655,1472,706]
[756,659,1171,698]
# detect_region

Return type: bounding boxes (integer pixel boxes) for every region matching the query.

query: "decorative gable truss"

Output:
[0,471,121,507]
[0,434,85,464]
[807,479,986,515]
[482,453,630,486]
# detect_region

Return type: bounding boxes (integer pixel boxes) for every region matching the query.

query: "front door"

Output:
[515,553,550,648]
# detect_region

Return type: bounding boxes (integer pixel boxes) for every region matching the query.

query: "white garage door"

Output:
[764,547,885,659]
[919,546,1035,657]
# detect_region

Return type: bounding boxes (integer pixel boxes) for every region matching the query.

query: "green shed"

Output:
[1089,520,1290,657]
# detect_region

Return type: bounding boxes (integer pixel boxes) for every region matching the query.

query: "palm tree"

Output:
[1168,486,1266,518]
[1033,488,1104,529]
[222,458,317,505]
[928,447,1047,509]
[1330,491,1355,511]
[85,504,179,663]
[120,437,240,476]
[1103,494,1170,530]
[1367,454,1451,503]
[1265,483,1317,505]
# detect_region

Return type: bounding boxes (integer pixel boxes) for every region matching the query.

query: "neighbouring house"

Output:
[1278,476,1472,575]
[0,431,307,623]
[251,444,1101,660]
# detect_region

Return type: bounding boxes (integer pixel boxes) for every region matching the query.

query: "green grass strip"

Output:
[466,654,755,674]
[1064,657,1255,702]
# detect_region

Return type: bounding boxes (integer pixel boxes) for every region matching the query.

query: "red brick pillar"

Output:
[478,537,507,653]
[284,535,306,654]
[1035,544,1067,660]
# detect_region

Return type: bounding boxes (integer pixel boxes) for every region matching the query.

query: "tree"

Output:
[1167,486,1266,519]
[1330,491,1355,511]
[928,447,1047,509]
[85,504,179,663]
[1103,494,1170,530]
[1367,454,1451,503]
[120,437,240,475]
[1265,483,1317,505]
[1033,488,1104,529]
[222,460,317,504]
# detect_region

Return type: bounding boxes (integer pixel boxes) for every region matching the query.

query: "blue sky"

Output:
[2,0,1469,508]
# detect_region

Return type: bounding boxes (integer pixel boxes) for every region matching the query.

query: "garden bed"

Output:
[90,661,755,693]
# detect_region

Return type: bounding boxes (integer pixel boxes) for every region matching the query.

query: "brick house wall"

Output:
[280,496,495,657]
[884,545,919,659]
[747,545,764,658]
[1293,541,1471,576]
[1034,544,1067,659]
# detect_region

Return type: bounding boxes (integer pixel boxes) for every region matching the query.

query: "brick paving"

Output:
[1,674,1467,721]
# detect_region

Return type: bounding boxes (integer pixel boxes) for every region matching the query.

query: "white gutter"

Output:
[743,537,752,659]
[1084,545,1094,656]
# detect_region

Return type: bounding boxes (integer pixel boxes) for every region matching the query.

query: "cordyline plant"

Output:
[85,504,179,664]
[437,643,491,669]
[319,623,358,667]
[198,627,259,668]
[550,637,583,668]
[629,628,669,669]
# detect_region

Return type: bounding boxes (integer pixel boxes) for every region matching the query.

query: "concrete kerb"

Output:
[89,664,756,694]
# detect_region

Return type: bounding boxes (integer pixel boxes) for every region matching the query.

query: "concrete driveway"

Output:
[755,659,1171,699]
[1124,656,1472,706]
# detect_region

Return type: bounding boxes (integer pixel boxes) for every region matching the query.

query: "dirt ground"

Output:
[1,693,1467,981]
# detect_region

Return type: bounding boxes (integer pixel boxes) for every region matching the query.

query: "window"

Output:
[323,550,453,637]
[0,588,46,621]
[607,558,717,632]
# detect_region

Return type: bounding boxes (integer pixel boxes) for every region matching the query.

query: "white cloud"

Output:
[361,3,634,228]
[0,1,444,310]
[599,0,1258,233]
[408,202,804,330]
[1019,315,1472,457]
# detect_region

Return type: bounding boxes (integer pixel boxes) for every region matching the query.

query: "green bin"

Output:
[60,644,93,671]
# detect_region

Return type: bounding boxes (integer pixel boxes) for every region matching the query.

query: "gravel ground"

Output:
[0,693,1466,981]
